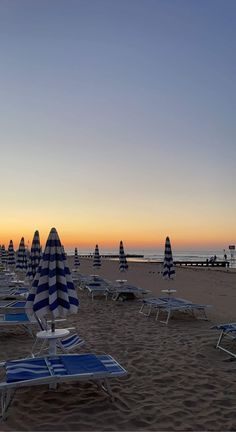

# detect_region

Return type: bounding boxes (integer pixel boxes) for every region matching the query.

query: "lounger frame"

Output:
[139,297,210,324]
[214,323,236,358]
[0,353,127,420]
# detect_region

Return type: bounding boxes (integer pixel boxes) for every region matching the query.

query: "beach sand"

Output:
[1,258,236,431]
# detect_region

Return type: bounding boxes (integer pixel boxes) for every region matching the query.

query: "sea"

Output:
[66,248,236,268]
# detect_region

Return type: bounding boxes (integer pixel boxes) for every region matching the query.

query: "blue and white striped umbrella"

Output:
[16,237,28,271]
[162,236,175,279]
[119,240,128,272]
[1,245,7,268]
[7,240,15,268]
[26,230,41,280]
[74,247,80,269]
[26,228,79,329]
[93,244,101,269]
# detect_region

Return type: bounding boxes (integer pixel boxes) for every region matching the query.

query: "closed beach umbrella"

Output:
[16,237,28,271]
[0,246,2,269]
[93,244,101,269]
[74,247,80,270]
[26,227,79,331]
[7,240,15,268]
[1,245,7,268]
[119,240,128,272]
[26,230,41,280]
[163,236,175,279]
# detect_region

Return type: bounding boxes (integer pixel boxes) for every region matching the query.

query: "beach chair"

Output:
[0,287,28,300]
[0,312,37,336]
[84,282,109,301]
[0,300,26,314]
[212,323,236,358]
[108,282,150,301]
[0,353,127,419]
[139,296,211,325]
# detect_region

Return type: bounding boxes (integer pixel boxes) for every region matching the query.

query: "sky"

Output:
[0,0,235,252]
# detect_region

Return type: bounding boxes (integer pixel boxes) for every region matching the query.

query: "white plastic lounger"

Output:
[139,298,167,316]
[212,323,236,358]
[85,283,109,301]
[110,284,149,301]
[0,353,127,419]
[140,297,211,324]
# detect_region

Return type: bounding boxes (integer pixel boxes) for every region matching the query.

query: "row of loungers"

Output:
[73,273,150,301]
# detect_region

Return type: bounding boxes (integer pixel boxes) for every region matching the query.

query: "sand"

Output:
[1,258,236,431]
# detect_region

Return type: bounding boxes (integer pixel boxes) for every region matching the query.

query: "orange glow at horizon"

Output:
[0,222,234,251]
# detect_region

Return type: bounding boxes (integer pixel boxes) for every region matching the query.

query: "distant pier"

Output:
[174,260,230,268]
[78,254,144,259]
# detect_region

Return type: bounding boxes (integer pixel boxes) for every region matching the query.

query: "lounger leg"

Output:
[99,378,114,400]
[160,309,171,325]
[31,338,47,357]
[155,308,160,320]
[139,303,145,314]
[215,331,236,358]
[23,325,34,337]
[1,389,15,420]
[216,331,224,349]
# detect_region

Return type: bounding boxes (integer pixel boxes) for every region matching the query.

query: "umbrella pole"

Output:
[51,319,55,332]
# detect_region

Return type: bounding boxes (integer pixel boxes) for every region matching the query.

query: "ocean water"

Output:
[66,248,236,268]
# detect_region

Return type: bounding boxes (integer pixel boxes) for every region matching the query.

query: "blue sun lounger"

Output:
[0,287,28,299]
[0,353,127,419]
[212,323,236,358]
[0,310,85,353]
[139,296,211,324]
[0,300,27,313]
[0,312,37,336]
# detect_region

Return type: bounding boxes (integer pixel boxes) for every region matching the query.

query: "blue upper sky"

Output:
[1,0,235,249]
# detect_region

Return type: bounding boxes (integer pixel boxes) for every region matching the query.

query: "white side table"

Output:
[36,329,70,355]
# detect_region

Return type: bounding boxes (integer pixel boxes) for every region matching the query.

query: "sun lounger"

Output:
[139,296,211,324]
[109,283,150,301]
[0,312,37,335]
[0,287,28,299]
[212,323,236,358]
[84,282,109,300]
[0,300,26,313]
[0,353,127,419]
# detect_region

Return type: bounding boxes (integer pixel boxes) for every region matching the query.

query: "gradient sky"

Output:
[1,0,235,251]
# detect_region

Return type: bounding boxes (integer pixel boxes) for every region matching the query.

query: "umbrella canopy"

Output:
[26,230,41,280]
[16,237,28,271]
[26,227,79,330]
[119,241,128,272]
[162,236,175,279]
[0,245,7,268]
[93,244,101,269]
[7,240,15,268]
[74,247,80,269]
